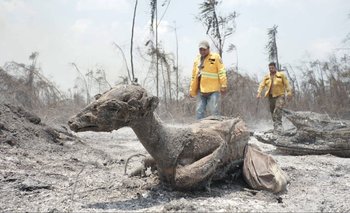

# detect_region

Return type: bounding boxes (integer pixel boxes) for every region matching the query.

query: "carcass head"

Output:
[68,84,159,132]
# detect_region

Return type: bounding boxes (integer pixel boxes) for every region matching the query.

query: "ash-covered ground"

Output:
[1,103,349,212]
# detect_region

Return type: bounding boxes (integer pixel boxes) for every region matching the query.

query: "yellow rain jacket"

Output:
[257,71,292,97]
[189,52,227,97]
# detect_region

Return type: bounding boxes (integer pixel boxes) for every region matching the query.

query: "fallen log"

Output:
[254,109,350,157]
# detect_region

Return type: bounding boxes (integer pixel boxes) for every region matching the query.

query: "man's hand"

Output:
[256,94,261,99]
[220,87,227,95]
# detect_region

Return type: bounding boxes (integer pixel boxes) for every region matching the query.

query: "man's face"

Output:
[269,65,276,73]
[199,48,209,57]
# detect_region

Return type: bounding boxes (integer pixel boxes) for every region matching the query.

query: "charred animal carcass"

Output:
[68,84,250,190]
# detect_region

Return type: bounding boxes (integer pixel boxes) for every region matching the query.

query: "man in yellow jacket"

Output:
[189,40,227,119]
[256,62,292,133]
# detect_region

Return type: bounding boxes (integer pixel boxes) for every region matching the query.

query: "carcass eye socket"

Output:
[92,104,98,111]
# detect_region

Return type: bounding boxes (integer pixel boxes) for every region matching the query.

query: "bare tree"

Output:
[173,21,179,103]
[149,0,159,96]
[149,0,171,97]
[144,40,175,106]
[71,63,90,105]
[130,0,138,81]
[85,67,112,94]
[266,25,280,69]
[2,53,63,109]
[227,44,238,72]
[295,55,350,116]
[112,42,131,83]
[197,0,237,58]
[27,52,39,106]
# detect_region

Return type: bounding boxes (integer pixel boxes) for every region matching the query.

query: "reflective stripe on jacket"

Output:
[257,71,292,98]
[189,52,227,97]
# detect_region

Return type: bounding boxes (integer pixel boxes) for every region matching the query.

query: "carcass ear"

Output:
[99,99,124,110]
[94,94,102,100]
[147,96,159,112]
[128,98,141,108]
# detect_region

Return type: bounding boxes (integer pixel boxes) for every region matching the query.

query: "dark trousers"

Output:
[268,95,285,130]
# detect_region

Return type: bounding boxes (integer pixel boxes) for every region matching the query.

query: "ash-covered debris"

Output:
[253,109,350,157]
[0,103,77,147]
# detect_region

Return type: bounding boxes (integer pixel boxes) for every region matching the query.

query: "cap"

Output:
[198,40,210,49]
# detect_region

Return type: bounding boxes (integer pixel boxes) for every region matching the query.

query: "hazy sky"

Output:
[1,0,349,91]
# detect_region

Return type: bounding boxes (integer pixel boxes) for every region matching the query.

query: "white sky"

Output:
[0,0,349,92]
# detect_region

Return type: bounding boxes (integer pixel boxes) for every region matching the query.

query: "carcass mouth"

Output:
[69,124,99,132]
[77,125,99,132]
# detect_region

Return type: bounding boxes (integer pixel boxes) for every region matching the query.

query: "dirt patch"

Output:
[1,104,350,212]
